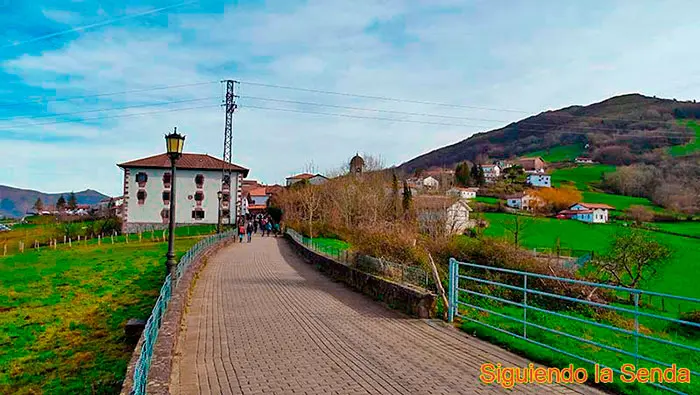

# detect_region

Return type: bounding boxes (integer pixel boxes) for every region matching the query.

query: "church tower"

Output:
[349,153,365,176]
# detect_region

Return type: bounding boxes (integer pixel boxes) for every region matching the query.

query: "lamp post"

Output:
[216,190,223,234]
[165,128,185,279]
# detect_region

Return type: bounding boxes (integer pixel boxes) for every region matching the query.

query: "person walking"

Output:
[260,217,268,237]
[273,222,280,237]
[265,220,273,237]
[246,221,254,243]
[238,222,245,243]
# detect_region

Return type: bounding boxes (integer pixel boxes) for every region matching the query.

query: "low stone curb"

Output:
[285,233,437,318]
[120,236,235,395]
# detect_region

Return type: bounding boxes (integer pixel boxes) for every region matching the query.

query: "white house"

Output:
[447,187,477,199]
[414,196,473,235]
[526,174,552,188]
[117,153,249,233]
[506,192,540,211]
[422,176,440,189]
[285,173,328,186]
[560,203,614,224]
[482,164,501,182]
[575,157,595,164]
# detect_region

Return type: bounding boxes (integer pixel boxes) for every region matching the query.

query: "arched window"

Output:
[137,190,147,204]
[162,172,172,187]
[136,172,148,187]
[162,191,171,203]
[194,191,204,202]
[195,174,204,188]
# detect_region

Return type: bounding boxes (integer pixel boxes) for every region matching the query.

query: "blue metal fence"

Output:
[130,230,236,395]
[447,258,700,395]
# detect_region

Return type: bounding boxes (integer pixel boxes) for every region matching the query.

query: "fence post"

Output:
[634,292,640,368]
[448,258,456,323]
[523,274,528,339]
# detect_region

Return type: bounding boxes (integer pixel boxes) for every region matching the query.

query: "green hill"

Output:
[521,144,583,163]
[669,120,700,156]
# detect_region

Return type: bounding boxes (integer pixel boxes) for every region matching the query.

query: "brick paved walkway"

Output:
[172,235,605,395]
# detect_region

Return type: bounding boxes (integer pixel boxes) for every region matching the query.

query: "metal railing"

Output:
[130,230,236,395]
[287,228,433,290]
[447,258,700,395]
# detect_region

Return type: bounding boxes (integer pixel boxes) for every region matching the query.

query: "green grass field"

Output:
[648,221,700,238]
[480,213,700,304]
[669,120,700,157]
[522,144,584,163]
[0,236,203,394]
[581,191,657,211]
[551,164,616,190]
[474,196,501,205]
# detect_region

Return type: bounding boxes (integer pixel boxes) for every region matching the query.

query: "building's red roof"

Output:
[286,173,315,180]
[574,202,615,210]
[265,184,284,195]
[249,204,267,211]
[248,187,267,197]
[118,153,249,176]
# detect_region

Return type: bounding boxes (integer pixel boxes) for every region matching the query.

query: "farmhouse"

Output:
[517,157,546,173]
[575,157,595,164]
[447,187,477,199]
[559,202,615,224]
[422,175,440,189]
[285,173,328,186]
[414,196,473,235]
[526,174,551,187]
[482,164,501,182]
[505,192,540,211]
[117,153,248,233]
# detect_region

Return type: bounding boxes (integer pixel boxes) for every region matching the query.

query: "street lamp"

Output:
[216,190,223,234]
[165,127,185,280]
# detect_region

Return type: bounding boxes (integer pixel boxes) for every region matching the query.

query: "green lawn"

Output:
[647,221,700,238]
[551,164,616,190]
[0,236,203,394]
[480,213,700,306]
[474,196,500,205]
[669,120,700,157]
[581,191,657,211]
[522,144,584,163]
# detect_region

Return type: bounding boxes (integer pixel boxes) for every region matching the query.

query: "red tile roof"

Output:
[574,203,615,210]
[118,153,249,176]
[286,173,316,180]
[248,187,267,197]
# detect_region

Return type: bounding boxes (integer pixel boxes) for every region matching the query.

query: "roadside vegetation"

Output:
[0,236,202,394]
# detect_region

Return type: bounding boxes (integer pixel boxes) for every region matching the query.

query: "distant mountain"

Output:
[0,185,109,218]
[398,93,700,174]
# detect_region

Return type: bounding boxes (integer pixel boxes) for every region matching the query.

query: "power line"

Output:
[0,96,218,123]
[238,95,508,123]
[238,80,696,126]
[239,104,694,137]
[239,80,528,113]
[0,103,219,130]
[0,80,219,108]
[2,0,197,49]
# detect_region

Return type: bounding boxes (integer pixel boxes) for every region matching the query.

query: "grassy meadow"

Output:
[669,120,700,157]
[522,144,584,163]
[551,164,616,190]
[0,232,208,394]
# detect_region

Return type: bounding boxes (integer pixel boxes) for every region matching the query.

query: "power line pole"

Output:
[220,79,239,230]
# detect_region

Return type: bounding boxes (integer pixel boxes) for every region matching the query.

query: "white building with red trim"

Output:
[559,202,614,223]
[117,153,248,233]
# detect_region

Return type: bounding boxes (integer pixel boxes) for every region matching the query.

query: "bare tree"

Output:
[298,184,322,238]
[504,215,530,246]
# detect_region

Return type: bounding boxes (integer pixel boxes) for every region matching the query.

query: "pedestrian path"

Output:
[172,235,605,395]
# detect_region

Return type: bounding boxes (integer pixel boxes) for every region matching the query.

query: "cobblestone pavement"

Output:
[172,235,605,395]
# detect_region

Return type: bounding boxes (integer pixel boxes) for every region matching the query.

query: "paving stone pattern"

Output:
[172,235,605,395]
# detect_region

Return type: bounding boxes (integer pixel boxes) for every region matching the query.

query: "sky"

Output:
[1,0,700,196]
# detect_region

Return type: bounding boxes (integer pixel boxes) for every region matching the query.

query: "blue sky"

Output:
[1,0,700,196]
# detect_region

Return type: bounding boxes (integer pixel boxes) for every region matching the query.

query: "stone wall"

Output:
[285,234,437,318]
[120,236,235,395]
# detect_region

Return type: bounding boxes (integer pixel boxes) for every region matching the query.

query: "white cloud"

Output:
[42,9,82,25]
[3,0,700,195]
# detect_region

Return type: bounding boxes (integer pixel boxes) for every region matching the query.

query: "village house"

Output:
[482,164,501,183]
[517,157,546,173]
[447,187,477,199]
[414,195,473,236]
[95,196,125,218]
[422,175,440,190]
[575,157,595,164]
[558,202,614,224]
[285,173,328,186]
[505,192,541,211]
[117,153,248,233]
[526,174,552,188]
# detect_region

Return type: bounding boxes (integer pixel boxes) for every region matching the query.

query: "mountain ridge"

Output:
[0,185,109,218]
[398,93,700,174]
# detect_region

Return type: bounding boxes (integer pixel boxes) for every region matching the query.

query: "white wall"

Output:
[527,175,551,187]
[124,167,240,227]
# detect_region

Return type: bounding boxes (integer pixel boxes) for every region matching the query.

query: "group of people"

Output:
[237,213,281,243]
